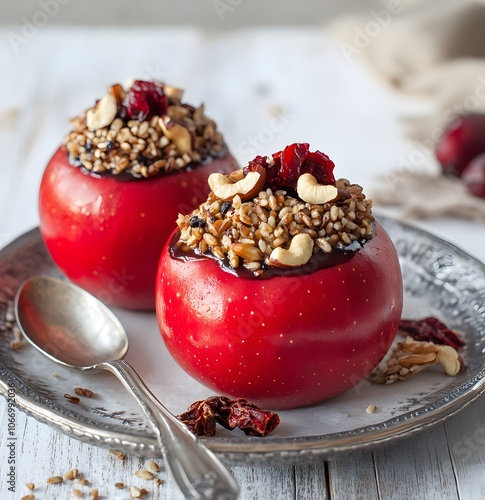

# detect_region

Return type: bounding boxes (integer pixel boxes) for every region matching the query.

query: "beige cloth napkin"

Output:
[331,0,485,138]
[371,174,485,221]
[331,0,485,220]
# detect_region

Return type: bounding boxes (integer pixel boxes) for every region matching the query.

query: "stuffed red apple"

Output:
[39,81,237,310]
[156,143,403,410]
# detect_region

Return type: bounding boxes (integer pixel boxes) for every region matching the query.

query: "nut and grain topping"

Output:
[64,80,225,178]
[369,336,462,384]
[175,174,373,275]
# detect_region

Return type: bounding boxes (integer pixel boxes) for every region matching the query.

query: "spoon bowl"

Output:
[15,276,239,500]
[15,276,128,369]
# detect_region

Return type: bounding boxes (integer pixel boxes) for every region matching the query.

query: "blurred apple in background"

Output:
[462,153,485,199]
[436,114,485,178]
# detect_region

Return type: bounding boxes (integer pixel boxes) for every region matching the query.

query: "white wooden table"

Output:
[0,27,484,499]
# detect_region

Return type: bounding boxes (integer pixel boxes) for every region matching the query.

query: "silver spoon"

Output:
[15,275,239,500]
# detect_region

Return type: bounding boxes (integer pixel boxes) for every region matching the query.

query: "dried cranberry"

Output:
[176,396,280,438]
[177,400,216,437]
[462,153,485,199]
[246,143,335,192]
[189,216,206,228]
[301,150,336,186]
[220,202,232,215]
[280,143,310,185]
[246,155,273,184]
[136,154,149,165]
[399,317,464,350]
[221,398,280,437]
[122,80,168,121]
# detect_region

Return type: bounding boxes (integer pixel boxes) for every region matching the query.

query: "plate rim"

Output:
[0,220,484,465]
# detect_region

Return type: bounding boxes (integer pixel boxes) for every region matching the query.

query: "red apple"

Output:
[39,146,237,310]
[436,114,485,177]
[156,220,403,410]
[462,152,485,198]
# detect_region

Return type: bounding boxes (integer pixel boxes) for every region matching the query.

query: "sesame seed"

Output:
[108,449,126,461]
[135,470,154,480]
[130,486,142,498]
[64,394,80,404]
[74,387,94,398]
[146,460,160,473]
[64,468,79,480]
[47,476,63,484]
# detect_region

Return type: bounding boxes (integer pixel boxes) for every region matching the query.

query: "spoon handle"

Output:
[100,360,239,500]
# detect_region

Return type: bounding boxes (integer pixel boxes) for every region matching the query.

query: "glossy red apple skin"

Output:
[462,153,485,199]
[156,221,403,410]
[436,114,485,177]
[39,146,238,310]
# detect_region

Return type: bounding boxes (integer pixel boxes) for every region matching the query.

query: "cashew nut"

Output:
[163,84,184,101]
[227,169,245,183]
[208,171,264,202]
[86,93,117,131]
[159,117,192,154]
[436,346,461,376]
[268,233,314,268]
[297,173,338,204]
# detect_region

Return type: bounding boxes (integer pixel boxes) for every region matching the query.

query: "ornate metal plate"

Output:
[0,217,484,466]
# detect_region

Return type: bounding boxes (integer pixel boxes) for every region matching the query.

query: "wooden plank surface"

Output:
[373,425,459,500]
[2,390,484,498]
[445,395,485,500]
[328,452,379,500]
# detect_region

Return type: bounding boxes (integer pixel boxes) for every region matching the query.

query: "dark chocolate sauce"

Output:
[67,143,228,182]
[169,227,374,280]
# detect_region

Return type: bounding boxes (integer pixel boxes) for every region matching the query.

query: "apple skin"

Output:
[462,153,485,198]
[156,220,403,410]
[436,114,485,177]
[39,146,238,310]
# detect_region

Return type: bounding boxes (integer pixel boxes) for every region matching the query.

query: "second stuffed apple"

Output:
[39,81,237,310]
